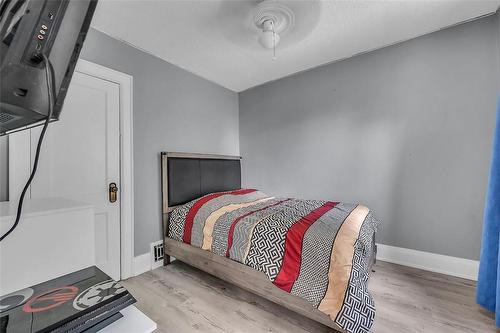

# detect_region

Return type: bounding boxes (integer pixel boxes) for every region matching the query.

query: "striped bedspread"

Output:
[169,189,380,333]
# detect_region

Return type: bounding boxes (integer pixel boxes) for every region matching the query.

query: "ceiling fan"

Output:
[217,0,322,60]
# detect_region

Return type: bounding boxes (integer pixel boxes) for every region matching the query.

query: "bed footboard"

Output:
[163,237,347,333]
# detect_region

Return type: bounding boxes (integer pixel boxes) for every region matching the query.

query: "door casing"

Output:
[8,59,134,280]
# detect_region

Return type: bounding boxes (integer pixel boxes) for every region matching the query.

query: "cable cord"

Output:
[0,54,55,242]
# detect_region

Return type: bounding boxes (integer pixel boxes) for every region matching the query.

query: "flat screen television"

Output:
[0,0,97,136]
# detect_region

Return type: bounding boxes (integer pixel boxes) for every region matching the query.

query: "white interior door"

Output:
[26,71,121,280]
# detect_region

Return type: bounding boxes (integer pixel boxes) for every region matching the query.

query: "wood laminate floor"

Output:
[121,260,498,333]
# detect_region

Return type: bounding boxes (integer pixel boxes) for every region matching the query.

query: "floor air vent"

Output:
[151,241,164,269]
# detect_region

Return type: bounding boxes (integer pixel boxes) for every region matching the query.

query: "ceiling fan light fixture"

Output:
[253,0,295,59]
[258,19,280,49]
[217,0,321,57]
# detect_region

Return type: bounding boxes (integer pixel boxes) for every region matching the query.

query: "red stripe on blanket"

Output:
[225,199,291,258]
[182,189,257,244]
[273,201,338,293]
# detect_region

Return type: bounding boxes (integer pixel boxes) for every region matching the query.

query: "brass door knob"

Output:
[109,182,118,203]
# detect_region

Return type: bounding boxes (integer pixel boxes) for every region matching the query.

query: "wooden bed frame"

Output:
[161,152,346,332]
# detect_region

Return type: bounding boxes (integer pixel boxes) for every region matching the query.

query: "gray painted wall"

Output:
[0,28,239,256]
[79,28,239,256]
[0,28,239,255]
[0,136,7,202]
[239,14,500,261]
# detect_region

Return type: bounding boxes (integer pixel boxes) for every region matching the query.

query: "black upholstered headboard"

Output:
[161,152,241,212]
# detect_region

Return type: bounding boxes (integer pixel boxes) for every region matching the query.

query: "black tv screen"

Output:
[0,0,97,135]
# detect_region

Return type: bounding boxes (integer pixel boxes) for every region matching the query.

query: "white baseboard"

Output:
[133,253,151,276]
[151,260,163,270]
[133,244,479,281]
[376,244,479,281]
[133,253,175,276]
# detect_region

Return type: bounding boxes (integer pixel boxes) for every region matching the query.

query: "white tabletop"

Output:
[99,306,157,333]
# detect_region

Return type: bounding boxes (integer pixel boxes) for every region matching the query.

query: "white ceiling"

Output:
[91,1,500,92]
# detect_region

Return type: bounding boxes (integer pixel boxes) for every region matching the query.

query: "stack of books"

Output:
[0,267,136,333]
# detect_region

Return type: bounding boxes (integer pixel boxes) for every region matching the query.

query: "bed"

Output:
[161,152,379,333]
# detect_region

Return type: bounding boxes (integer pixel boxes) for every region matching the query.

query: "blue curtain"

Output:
[478,95,500,327]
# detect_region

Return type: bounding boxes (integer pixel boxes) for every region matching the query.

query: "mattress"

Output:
[169,189,380,333]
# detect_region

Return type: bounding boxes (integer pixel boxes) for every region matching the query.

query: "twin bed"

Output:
[161,152,379,333]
